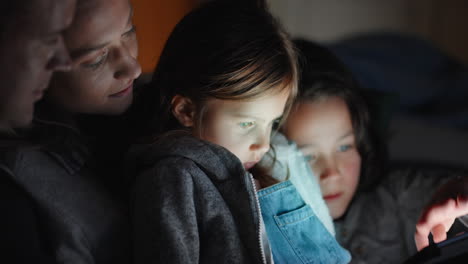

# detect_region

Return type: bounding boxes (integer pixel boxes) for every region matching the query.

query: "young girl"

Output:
[283,39,468,263]
[1,0,141,262]
[129,1,350,263]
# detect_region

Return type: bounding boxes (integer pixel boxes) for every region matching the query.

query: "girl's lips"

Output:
[110,83,133,98]
[243,162,258,170]
[323,193,342,201]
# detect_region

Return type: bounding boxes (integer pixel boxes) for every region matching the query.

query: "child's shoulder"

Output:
[128,132,246,183]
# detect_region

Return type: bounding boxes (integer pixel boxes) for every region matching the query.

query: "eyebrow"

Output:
[232,113,283,124]
[232,114,265,123]
[339,131,354,141]
[297,130,354,149]
[70,6,134,61]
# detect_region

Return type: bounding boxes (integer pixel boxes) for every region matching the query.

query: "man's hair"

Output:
[0,0,34,38]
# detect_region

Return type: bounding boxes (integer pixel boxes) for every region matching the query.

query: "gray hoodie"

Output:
[129,132,268,264]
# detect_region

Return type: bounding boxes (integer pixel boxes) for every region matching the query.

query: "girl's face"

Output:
[46,0,141,115]
[195,90,290,170]
[283,96,361,219]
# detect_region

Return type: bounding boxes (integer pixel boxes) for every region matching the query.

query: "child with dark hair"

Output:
[283,39,468,263]
[128,2,350,263]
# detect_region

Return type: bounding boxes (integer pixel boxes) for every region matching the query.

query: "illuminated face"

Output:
[46,0,141,115]
[0,0,76,129]
[283,96,361,219]
[195,90,290,169]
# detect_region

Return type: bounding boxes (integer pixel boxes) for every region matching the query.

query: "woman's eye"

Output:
[338,144,352,152]
[239,121,255,129]
[83,50,108,69]
[124,25,137,37]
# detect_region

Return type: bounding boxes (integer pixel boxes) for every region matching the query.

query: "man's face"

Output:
[0,0,76,130]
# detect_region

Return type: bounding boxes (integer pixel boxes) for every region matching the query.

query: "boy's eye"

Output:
[239,121,255,129]
[338,144,352,152]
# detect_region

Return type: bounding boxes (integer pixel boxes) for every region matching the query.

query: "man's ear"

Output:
[171,95,196,127]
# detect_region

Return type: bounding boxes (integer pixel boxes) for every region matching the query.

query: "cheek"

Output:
[342,153,362,191]
[200,120,248,160]
[74,68,113,97]
[25,43,50,78]
[308,161,320,178]
[48,71,107,110]
[128,38,138,58]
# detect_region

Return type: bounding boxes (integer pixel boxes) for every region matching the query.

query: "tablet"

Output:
[404,232,468,263]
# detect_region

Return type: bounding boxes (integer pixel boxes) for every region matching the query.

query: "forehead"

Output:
[289,97,353,138]
[205,90,290,119]
[64,0,130,49]
[24,0,76,33]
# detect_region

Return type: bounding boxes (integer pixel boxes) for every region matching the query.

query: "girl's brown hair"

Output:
[135,0,297,135]
[132,0,298,187]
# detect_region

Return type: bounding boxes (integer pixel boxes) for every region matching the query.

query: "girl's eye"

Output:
[239,121,255,129]
[338,144,352,152]
[272,117,282,130]
[83,50,109,69]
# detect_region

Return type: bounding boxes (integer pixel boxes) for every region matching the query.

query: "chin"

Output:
[11,111,34,129]
[103,98,133,115]
[329,206,347,220]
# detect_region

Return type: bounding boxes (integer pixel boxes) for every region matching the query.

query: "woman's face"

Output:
[283,96,362,219]
[46,0,141,115]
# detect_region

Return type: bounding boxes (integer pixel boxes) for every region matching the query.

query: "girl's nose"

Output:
[250,133,270,156]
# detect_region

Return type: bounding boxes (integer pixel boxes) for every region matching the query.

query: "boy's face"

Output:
[283,96,361,219]
[0,0,76,129]
[194,90,290,170]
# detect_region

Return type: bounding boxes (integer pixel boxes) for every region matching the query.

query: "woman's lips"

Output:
[323,193,342,201]
[110,83,133,98]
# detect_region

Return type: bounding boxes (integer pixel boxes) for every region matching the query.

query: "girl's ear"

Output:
[171,95,196,127]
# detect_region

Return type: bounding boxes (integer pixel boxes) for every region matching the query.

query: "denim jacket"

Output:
[259,133,351,263]
[259,181,351,263]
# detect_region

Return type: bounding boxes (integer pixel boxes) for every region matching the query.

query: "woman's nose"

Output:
[113,46,142,80]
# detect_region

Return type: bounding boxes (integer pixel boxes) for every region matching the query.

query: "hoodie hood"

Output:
[127,131,267,263]
[127,131,247,182]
